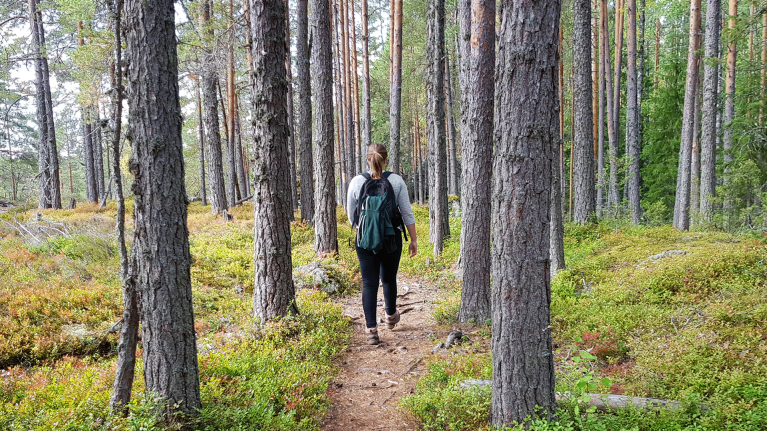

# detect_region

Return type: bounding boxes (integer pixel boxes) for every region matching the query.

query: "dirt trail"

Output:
[321,277,448,431]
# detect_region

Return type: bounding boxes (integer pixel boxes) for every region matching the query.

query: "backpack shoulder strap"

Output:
[382,171,392,179]
[361,172,372,180]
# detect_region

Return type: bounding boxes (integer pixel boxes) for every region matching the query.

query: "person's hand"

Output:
[408,240,418,257]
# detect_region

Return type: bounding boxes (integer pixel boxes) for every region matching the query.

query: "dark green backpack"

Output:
[353,172,406,254]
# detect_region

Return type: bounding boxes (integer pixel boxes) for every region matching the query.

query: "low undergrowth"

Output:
[405,221,767,430]
[0,202,352,430]
[1,289,349,430]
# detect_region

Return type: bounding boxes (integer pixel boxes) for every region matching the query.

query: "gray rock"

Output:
[293,261,345,294]
[445,330,465,348]
[648,249,686,261]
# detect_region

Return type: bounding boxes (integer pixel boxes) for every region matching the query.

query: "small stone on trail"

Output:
[445,330,465,348]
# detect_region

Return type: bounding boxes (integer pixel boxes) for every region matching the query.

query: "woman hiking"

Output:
[347,144,418,345]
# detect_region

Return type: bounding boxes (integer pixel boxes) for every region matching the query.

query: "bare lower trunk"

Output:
[196,81,207,206]
[699,0,720,220]
[573,0,595,223]
[360,0,372,158]
[108,0,136,414]
[625,0,641,224]
[690,62,702,218]
[458,0,493,323]
[445,51,459,197]
[250,0,296,320]
[427,0,449,256]
[673,0,701,231]
[29,0,61,210]
[723,0,737,223]
[389,0,403,174]
[491,0,559,423]
[202,1,228,214]
[124,0,201,417]
[297,0,314,223]
[313,0,339,254]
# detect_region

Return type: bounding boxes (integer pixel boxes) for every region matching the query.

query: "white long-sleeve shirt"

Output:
[346,172,416,227]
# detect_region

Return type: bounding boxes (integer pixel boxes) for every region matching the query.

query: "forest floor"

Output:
[322,276,487,431]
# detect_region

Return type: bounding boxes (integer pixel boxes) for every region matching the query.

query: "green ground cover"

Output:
[403,221,767,430]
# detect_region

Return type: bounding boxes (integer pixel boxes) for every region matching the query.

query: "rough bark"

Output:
[349,0,362,174]
[427,0,449,256]
[29,0,61,210]
[700,0,720,220]
[445,50,459,197]
[573,0,595,223]
[458,0,493,323]
[691,66,702,217]
[613,0,624,203]
[93,107,105,201]
[124,0,201,416]
[250,0,296,320]
[235,98,250,197]
[196,80,207,206]
[458,0,470,161]
[625,0,641,224]
[673,0,701,231]
[361,0,372,158]
[389,0,403,174]
[491,0,559,423]
[83,112,97,203]
[297,0,314,223]
[597,5,606,218]
[202,1,228,214]
[108,0,136,413]
[286,0,298,211]
[723,0,737,220]
[603,2,619,214]
[312,0,339,254]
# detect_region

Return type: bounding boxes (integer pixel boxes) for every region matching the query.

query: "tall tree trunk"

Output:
[691,64,702,217]
[360,0,372,159]
[445,51,459,197]
[250,0,296,320]
[235,95,250,197]
[491,0,560,423]
[286,0,299,211]
[29,0,61,210]
[83,111,97,203]
[349,0,362,174]
[343,0,355,186]
[415,104,425,205]
[592,0,599,175]
[297,0,314,223]
[202,0,228,214]
[613,0,624,203]
[673,0,701,231]
[458,0,493,322]
[458,0,470,175]
[597,5,606,218]
[573,0,595,223]
[312,0,339,254]
[723,0,737,222]
[700,0,721,220]
[603,0,619,214]
[78,22,97,204]
[389,0,403,174]
[124,0,201,417]
[108,0,136,414]
[559,26,566,218]
[196,79,207,206]
[427,0,449,256]
[227,0,240,206]
[625,0,641,224]
[94,106,105,201]
[332,0,347,203]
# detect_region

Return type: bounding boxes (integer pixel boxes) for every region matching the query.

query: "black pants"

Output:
[356,234,402,329]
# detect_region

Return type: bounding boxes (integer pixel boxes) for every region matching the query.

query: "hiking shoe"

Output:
[383,310,400,330]
[365,326,380,345]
